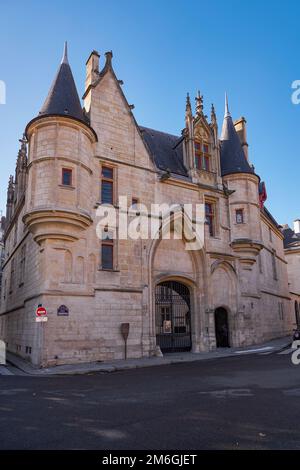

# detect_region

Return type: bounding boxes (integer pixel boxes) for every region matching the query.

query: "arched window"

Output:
[194,140,210,171]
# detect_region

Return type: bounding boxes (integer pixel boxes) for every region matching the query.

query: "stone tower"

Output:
[23,43,97,245]
[220,94,263,339]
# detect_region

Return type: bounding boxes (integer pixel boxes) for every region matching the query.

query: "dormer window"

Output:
[195,141,210,171]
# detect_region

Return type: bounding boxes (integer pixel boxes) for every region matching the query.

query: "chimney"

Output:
[294,219,300,234]
[234,117,249,161]
[85,50,100,91]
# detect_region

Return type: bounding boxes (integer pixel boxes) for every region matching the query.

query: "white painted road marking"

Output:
[234,346,274,355]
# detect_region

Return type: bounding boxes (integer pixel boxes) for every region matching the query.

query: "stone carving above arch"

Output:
[209,261,238,314]
[211,259,237,277]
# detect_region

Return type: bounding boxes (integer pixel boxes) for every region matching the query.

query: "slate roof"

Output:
[139,126,188,177]
[282,225,300,249]
[38,43,86,123]
[220,104,254,176]
[262,206,281,229]
[140,105,255,179]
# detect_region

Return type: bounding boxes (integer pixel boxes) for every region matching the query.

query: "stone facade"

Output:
[0,47,294,366]
[282,221,300,326]
[0,216,5,294]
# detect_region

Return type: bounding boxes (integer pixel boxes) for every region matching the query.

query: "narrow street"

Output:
[0,351,299,450]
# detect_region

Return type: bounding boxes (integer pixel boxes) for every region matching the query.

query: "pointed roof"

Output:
[220,94,253,176]
[38,42,86,122]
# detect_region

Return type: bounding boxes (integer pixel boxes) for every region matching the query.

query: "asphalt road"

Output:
[0,352,300,450]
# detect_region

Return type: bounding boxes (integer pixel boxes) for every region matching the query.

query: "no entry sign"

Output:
[36,306,47,317]
[35,306,48,322]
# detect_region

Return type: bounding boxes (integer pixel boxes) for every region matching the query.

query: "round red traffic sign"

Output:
[36,306,47,317]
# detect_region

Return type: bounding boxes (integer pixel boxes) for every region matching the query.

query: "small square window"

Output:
[236,209,244,224]
[62,168,72,186]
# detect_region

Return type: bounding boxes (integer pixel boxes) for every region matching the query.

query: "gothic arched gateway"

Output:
[214,307,230,348]
[155,280,192,352]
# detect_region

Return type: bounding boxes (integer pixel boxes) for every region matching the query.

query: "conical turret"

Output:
[38,42,86,122]
[220,93,253,176]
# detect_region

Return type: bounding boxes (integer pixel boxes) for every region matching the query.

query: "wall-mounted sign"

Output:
[57,305,69,316]
[163,320,172,334]
[35,306,48,322]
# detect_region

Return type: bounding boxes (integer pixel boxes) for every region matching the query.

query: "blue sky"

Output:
[0,0,299,225]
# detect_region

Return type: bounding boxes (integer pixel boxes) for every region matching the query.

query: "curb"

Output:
[5,337,292,377]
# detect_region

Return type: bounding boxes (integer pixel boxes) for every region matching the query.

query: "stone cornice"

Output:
[223,172,260,185]
[28,156,93,175]
[23,208,93,244]
[26,115,97,144]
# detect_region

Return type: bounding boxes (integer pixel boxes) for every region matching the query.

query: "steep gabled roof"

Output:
[139,127,188,176]
[220,95,254,176]
[38,43,86,123]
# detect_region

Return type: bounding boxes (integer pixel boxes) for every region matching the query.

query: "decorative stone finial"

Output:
[211,103,217,125]
[186,93,192,117]
[195,90,203,115]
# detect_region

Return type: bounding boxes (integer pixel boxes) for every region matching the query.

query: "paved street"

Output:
[0,351,300,450]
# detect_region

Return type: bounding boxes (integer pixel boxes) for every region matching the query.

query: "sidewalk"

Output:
[5,336,291,377]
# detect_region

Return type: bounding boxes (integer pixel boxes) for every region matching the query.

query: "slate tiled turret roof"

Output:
[220,94,254,176]
[38,42,86,123]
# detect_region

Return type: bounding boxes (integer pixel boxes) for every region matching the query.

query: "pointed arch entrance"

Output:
[155,280,192,352]
[214,307,230,348]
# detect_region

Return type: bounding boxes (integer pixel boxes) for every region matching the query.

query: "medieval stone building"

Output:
[0,44,294,366]
[282,221,300,327]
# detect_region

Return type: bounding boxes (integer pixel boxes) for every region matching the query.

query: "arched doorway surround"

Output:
[155,280,191,352]
[147,207,208,354]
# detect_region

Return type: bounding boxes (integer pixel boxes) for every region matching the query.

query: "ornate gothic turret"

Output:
[183,93,194,171]
[220,94,262,270]
[6,175,14,223]
[183,90,222,186]
[23,43,97,244]
[14,134,28,204]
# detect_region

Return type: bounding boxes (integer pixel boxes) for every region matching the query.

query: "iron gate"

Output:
[155,281,191,352]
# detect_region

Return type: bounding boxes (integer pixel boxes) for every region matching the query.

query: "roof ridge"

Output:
[140,125,181,139]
